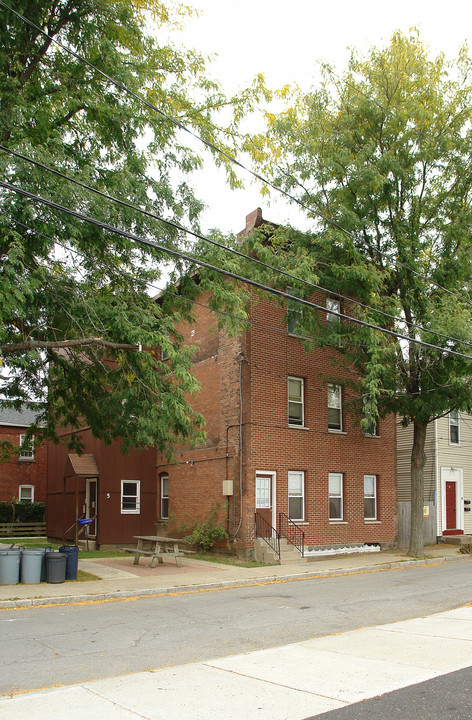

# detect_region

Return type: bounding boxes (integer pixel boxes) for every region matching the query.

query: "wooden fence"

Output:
[0,522,46,538]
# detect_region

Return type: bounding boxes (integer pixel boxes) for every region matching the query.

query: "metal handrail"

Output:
[278,512,305,557]
[254,512,280,558]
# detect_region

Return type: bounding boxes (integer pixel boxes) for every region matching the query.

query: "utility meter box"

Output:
[222,480,233,496]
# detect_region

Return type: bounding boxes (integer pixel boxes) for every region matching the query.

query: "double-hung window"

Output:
[121,480,140,514]
[329,473,343,520]
[363,396,378,436]
[287,287,303,335]
[364,474,377,520]
[19,485,34,503]
[288,471,305,521]
[161,475,169,519]
[288,377,304,427]
[449,410,460,445]
[19,433,34,461]
[328,384,342,430]
[326,297,341,324]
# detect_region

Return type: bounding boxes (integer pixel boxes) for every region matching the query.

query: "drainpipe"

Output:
[233,353,245,540]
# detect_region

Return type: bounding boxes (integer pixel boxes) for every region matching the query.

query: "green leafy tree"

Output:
[0,0,259,455]
[244,32,472,556]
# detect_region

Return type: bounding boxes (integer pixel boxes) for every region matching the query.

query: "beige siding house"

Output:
[397,413,472,545]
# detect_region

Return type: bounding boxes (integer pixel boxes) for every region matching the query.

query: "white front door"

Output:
[85,478,97,538]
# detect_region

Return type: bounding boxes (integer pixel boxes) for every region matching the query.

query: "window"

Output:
[328,384,342,430]
[287,291,303,335]
[363,396,378,436]
[121,480,140,514]
[288,377,304,426]
[364,475,377,520]
[326,297,341,324]
[329,473,343,520]
[256,475,271,508]
[19,485,34,503]
[19,433,34,460]
[449,410,460,445]
[288,471,305,521]
[161,475,169,519]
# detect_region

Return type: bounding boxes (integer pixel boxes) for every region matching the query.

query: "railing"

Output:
[278,512,305,557]
[0,522,46,537]
[254,512,280,559]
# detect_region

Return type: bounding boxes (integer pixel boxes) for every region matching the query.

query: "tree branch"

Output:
[0,338,137,355]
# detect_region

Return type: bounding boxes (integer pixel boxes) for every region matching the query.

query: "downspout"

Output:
[233,353,245,539]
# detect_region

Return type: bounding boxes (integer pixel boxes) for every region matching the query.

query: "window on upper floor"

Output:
[364,475,377,520]
[329,472,343,520]
[288,377,304,427]
[121,480,140,514]
[19,434,34,461]
[449,410,460,445]
[328,384,342,431]
[362,396,378,437]
[287,289,303,336]
[19,485,34,503]
[288,471,305,521]
[326,296,341,324]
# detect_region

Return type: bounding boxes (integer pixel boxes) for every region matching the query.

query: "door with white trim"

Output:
[85,478,98,538]
[255,472,276,534]
[441,467,463,535]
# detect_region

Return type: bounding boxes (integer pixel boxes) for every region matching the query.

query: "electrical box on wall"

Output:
[222,480,233,496]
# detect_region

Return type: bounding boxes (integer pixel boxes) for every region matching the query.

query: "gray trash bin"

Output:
[20,548,44,584]
[0,549,21,585]
[46,551,66,584]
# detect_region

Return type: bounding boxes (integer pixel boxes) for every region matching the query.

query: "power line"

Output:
[4,217,465,406]
[3,143,472,352]
[3,179,472,363]
[2,0,472,310]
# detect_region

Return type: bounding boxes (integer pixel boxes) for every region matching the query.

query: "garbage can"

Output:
[59,545,79,580]
[46,551,66,584]
[33,547,51,582]
[20,548,43,584]
[0,548,21,585]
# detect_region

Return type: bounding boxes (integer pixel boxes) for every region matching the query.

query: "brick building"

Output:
[0,407,47,503]
[46,209,397,553]
[157,210,398,556]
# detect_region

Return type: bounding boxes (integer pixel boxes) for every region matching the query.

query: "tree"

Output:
[0,0,258,456]
[244,32,472,556]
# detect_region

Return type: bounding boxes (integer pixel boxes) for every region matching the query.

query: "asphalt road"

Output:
[310,666,472,720]
[1,560,471,695]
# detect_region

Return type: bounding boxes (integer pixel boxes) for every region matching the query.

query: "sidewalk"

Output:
[0,542,466,608]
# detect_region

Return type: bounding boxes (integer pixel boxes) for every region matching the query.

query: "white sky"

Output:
[168,0,472,235]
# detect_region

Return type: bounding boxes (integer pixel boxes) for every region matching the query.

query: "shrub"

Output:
[0,501,45,523]
[188,505,229,552]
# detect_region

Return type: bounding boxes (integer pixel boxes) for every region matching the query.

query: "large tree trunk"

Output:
[408,421,427,557]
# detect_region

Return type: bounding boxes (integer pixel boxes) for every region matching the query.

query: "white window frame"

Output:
[121,480,141,514]
[19,484,34,503]
[288,376,304,427]
[364,474,377,520]
[449,410,460,445]
[329,472,343,520]
[326,297,341,324]
[19,433,34,461]
[328,384,342,431]
[161,475,169,520]
[363,396,378,436]
[287,288,303,336]
[288,471,305,521]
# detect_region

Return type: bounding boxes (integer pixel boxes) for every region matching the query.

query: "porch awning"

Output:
[65,453,99,477]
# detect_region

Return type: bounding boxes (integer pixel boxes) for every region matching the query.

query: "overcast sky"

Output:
[168,0,472,235]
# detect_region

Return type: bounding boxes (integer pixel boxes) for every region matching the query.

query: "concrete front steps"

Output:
[441,534,472,546]
[253,537,306,565]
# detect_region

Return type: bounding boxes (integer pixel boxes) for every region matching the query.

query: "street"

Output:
[1,560,471,696]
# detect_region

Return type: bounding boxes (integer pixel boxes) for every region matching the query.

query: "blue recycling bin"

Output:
[59,545,79,580]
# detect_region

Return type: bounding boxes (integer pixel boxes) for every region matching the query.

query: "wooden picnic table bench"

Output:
[122,535,195,568]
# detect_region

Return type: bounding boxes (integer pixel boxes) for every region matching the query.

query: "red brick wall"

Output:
[158,289,397,550]
[0,425,47,503]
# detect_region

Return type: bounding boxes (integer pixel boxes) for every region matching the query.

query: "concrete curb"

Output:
[0,553,467,610]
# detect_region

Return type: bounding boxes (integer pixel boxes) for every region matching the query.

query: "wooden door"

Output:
[255,474,273,534]
[445,481,457,531]
[85,478,97,538]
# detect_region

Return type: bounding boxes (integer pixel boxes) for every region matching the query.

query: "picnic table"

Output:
[122,535,192,568]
